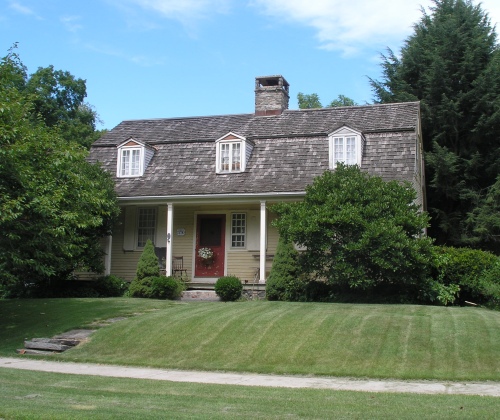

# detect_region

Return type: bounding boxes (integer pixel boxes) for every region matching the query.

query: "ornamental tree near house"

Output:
[272,164,433,291]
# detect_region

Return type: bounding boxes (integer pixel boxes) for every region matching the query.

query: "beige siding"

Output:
[107,203,284,283]
[110,209,142,281]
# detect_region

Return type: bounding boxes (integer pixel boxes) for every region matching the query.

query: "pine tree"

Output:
[370,0,500,250]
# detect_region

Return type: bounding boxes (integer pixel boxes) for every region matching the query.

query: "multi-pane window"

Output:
[120,148,141,177]
[137,208,156,247]
[219,142,241,173]
[231,213,246,248]
[332,136,357,166]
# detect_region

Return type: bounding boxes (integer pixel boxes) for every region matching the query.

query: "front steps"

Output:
[181,290,219,301]
[181,282,266,301]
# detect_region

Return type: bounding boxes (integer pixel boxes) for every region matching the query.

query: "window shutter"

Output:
[156,206,168,247]
[247,210,261,251]
[123,206,137,251]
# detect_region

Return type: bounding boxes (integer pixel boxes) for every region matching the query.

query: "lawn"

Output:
[1,299,500,381]
[1,368,499,419]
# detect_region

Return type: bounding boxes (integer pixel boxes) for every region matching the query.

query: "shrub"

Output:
[151,276,185,300]
[130,240,160,298]
[266,236,304,301]
[129,276,155,298]
[136,239,160,279]
[272,165,434,291]
[431,246,498,305]
[473,260,500,308]
[305,280,336,302]
[93,275,128,297]
[215,276,243,301]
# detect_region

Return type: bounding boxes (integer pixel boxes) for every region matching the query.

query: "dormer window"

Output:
[328,126,364,169]
[120,148,141,176]
[216,132,253,174]
[220,142,241,172]
[117,138,155,178]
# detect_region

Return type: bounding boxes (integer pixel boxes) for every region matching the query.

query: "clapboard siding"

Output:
[107,204,284,283]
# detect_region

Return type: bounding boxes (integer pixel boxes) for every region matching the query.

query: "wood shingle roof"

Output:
[89,102,421,199]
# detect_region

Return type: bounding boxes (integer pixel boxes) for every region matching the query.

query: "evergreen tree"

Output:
[370,0,500,250]
[265,235,301,301]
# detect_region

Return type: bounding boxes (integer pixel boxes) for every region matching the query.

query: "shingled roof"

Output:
[89,102,421,199]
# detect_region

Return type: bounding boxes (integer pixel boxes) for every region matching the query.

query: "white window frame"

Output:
[118,147,143,177]
[328,127,363,169]
[231,213,246,248]
[217,141,242,173]
[137,208,156,248]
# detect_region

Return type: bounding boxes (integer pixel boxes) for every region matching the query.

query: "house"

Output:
[87,75,425,286]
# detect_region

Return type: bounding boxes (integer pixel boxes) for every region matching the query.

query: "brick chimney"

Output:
[255,75,289,116]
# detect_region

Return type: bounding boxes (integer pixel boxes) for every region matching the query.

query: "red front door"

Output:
[195,214,225,278]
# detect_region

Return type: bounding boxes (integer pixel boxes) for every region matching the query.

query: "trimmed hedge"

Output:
[215,276,243,301]
[151,276,185,300]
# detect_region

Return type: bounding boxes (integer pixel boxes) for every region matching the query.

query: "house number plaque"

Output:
[176,228,186,236]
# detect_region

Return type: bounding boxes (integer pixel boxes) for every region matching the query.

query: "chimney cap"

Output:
[255,75,289,91]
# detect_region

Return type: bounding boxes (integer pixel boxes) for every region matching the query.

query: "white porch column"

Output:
[166,203,174,276]
[104,235,112,275]
[260,200,267,283]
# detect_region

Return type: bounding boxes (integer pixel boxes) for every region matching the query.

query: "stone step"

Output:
[30,337,80,347]
[24,340,73,352]
[181,290,219,301]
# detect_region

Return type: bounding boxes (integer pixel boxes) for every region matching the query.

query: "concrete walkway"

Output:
[1,357,500,397]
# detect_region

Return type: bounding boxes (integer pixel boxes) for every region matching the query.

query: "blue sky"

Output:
[1,0,499,130]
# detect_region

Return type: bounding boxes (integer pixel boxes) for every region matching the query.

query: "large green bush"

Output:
[266,236,304,301]
[215,276,243,302]
[272,165,433,292]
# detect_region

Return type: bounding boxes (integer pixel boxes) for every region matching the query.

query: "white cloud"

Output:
[61,16,83,33]
[251,0,500,55]
[84,43,165,67]
[9,1,42,19]
[121,0,231,25]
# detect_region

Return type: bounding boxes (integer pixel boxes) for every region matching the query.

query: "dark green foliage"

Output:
[297,93,357,109]
[370,0,500,249]
[431,246,498,305]
[2,275,128,299]
[304,281,336,302]
[214,276,243,302]
[297,92,322,109]
[93,275,129,297]
[128,277,155,298]
[266,236,304,301]
[273,165,433,291]
[479,263,500,308]
[129,240,160,298]
[151,276,185,300]
[0,48,119,292]
[328,95,358,107]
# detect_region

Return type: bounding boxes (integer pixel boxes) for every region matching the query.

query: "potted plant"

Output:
[198,247,214,266]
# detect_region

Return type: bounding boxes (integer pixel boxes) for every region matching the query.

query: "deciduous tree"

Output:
[272,165,433,290]
[0,48,119,291]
